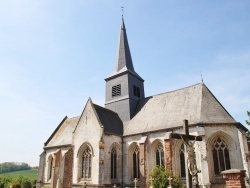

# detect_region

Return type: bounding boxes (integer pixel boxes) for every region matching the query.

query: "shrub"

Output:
[11,183,21,188]
[0,176,12,188]
[22,180,32,188]
[149,166,185,188]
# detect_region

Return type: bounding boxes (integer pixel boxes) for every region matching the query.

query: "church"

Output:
[37,18,250,188]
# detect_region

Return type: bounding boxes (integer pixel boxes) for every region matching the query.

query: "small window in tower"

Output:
[133,85,140,98]
[112,84,121,97]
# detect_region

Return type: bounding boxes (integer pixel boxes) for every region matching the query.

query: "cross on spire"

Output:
[121,6,124,18]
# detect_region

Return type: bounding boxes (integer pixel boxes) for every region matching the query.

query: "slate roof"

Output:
[93,104,123,135]
[45,116,80,147]
[106,18,143,81]
[124,83,236,136]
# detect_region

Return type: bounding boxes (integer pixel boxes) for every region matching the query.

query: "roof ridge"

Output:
[144,82,203,99]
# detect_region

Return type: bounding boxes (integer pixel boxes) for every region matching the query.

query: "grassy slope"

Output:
[0,169,37,181]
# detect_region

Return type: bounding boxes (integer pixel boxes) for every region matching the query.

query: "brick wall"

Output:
[221,169,246,188]
[164,139,173,171]
[63,147,74,188]
[139,140,147,187]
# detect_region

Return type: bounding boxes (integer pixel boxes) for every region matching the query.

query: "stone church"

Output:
[37,18,250,188]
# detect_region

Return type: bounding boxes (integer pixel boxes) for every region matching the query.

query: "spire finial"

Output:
[121,6,124,18]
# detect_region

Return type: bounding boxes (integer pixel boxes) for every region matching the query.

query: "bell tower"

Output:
[105,18,145,122]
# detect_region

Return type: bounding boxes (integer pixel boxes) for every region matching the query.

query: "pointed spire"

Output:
[106,18,143,81]
[115,18,135,72]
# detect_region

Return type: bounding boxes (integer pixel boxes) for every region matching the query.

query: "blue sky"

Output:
[0,0,249,166]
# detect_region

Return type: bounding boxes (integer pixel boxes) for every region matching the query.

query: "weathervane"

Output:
[200,70,204,83]
[121,6,124,18]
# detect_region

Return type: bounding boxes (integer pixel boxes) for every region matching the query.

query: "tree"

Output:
[149,166,185,188]
[246,111,250,125]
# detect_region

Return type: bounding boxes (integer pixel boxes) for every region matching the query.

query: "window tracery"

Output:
[133,146,140,179]
[212,137,231,175]
[155,143,164,166]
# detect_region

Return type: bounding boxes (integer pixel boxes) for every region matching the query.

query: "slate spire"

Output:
[105,18,145,122]
[115,18,135,73]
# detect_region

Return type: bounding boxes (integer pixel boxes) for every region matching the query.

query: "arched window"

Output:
[133,146,140,179]
[82,146,92,179]
[156,143,164,166]
[180,144,186,178]
[111,148,117,179]
[212,137,231,175]
[48,156,53,180]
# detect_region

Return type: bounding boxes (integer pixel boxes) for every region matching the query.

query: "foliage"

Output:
[246,111,250,125]
[11,183,21,188]
[0,162,30,174]
[149,166,185,188]
[246,111,250,140]
[0,175,12,188]
[0,175,35,188]
[21,180,32,188]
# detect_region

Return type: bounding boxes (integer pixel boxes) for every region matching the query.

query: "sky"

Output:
[0,0,249,166]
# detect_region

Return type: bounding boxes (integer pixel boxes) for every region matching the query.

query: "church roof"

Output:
[106,18,143,81]
[124,83,237,136]
[93,104,123,135]
[45,116,80,148]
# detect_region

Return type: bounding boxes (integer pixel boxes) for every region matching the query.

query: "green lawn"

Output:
[0,169,37,181]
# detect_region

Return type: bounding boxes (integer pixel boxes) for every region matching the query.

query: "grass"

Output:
[0,169,37,181]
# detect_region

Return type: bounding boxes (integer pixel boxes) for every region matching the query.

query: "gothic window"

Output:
[133,85,140,98]
[111,148,117,179]
[156,143,165,166]
[133,146,140,179]
[112,84,121,97]
[180,144,186,178]
[82,146,92,179]
[48,156,53,180]
[212,137,231,175]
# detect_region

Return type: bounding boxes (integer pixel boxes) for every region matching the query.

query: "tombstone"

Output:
[149,177,154,188]
[168,176,173,188]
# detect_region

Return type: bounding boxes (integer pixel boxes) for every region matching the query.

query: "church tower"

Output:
[105,18,145,122]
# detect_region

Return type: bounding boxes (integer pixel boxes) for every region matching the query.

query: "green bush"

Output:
[22,180,32,188]
[149,166,185,188]
[11,183,21,188]
[0,176,12,188]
